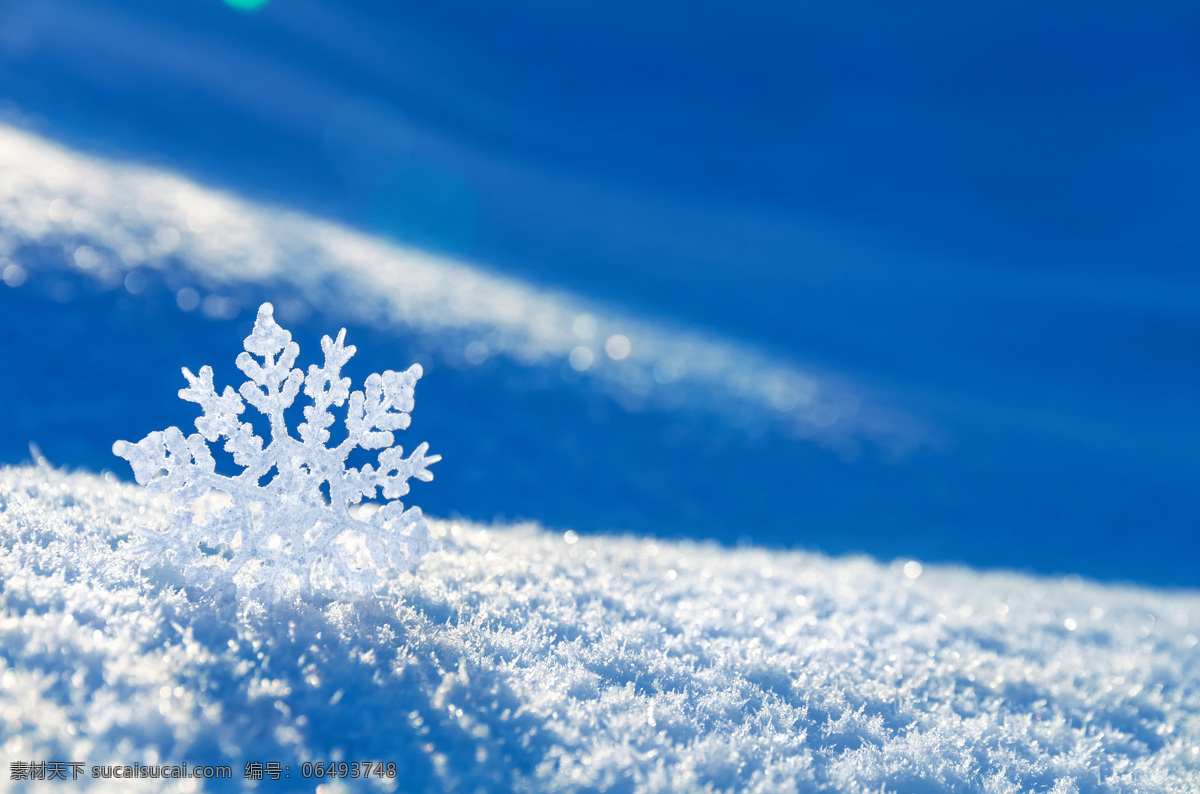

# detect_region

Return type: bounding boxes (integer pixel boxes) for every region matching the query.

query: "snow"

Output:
[0,123,922,456]
[3,464,1198,791]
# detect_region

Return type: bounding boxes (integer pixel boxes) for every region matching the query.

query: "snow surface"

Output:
[2,464,1198,792]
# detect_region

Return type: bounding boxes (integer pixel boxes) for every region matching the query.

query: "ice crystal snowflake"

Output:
[113,303,441,599]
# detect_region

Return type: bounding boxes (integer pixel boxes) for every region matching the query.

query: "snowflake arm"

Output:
[236,304,305,439]
[298,329,354,447]
[179,365,264,472]
[339,367,442,506]
[112,426,216,499]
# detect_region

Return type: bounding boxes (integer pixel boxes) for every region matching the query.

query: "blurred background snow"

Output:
[2,0,1200,586]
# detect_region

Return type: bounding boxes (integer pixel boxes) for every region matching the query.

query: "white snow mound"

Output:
[1,464,1198,792]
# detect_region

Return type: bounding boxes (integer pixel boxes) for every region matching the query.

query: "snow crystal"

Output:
[2,464,1198,792]
[112,303,440,600]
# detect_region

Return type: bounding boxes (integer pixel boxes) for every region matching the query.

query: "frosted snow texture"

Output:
[112,303,440,600]
[2,465,1198,792]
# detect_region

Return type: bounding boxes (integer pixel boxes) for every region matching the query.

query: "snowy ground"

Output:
[2,464,1198,792]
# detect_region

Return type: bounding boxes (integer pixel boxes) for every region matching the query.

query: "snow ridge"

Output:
[1,465,1198,792]
[0,123,923,456]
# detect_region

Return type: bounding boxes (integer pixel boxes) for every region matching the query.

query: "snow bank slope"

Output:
[2,464,1198,792]
[0,123,912,453]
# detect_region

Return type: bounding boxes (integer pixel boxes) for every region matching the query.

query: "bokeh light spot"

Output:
[224,0,269,11]
[2,262,26,287]
[569,347,594,371]
[605,334,631,361]
[464,341,489,366]
[176,287,201,312]
[572,313,597,340]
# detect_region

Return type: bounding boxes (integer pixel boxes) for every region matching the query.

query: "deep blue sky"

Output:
[2,0,1199,585]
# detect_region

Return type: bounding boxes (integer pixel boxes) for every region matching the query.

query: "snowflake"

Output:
[113,302,441,600]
